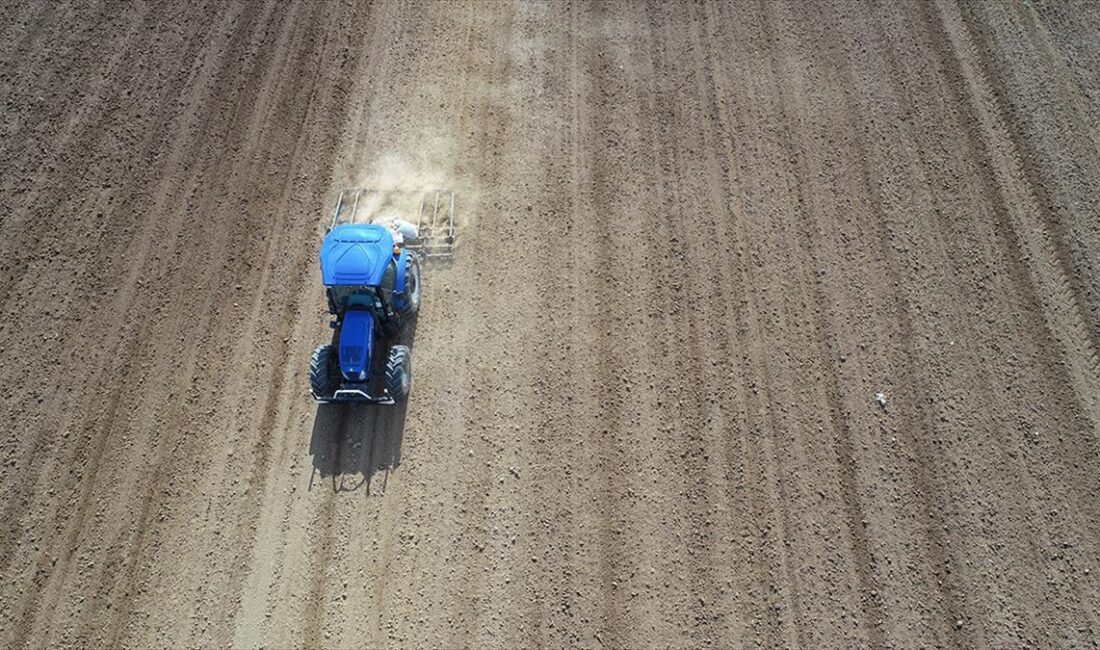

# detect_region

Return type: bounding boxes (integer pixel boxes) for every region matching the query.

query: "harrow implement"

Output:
[329,188,456,259]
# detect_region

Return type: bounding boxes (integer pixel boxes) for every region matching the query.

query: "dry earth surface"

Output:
[2,1,1100,648]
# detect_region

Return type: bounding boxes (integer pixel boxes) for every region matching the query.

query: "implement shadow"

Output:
[308,401,407,495]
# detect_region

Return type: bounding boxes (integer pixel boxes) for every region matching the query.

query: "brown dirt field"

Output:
[2,1,1099,648]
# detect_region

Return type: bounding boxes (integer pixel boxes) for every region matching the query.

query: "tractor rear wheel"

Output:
[398,256,421,317]
[309,344,339,401]
[385,345,411,402]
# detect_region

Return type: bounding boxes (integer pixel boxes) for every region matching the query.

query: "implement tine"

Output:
[349,189,361,224]
[417,192,428,233]
[447,190,455,240]
[331,190,346,230]
[432,190,441,232]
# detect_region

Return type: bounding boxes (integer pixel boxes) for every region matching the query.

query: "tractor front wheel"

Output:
[385,345,411,402]
[309,344,339,401]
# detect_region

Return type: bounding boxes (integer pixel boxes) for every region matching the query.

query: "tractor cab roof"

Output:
[320,223,394,286]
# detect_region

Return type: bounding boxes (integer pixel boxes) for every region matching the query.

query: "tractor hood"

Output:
[320,223,394,286]
[338,309,374,380]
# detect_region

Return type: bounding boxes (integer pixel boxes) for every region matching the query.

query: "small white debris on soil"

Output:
[875,392,887,408]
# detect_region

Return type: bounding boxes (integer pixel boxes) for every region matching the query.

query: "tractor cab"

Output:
[320,223,395,287]
[320,224,413,336]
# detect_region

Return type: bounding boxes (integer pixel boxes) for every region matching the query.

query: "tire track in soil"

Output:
[51,3,303,642]
[828,5,972,642]
[0,0,153,305]
[819,4,978,643]
[694,2,786,643]
[846,4,1015,642]
[714,4,829,645]
[912,18,1100,625]
[640,6,756,644]
[918,2,1100,638]
[472,10,571,634]
[301,406,346,650]
[581,6,630,643]
[740,4,843,647]
[963,1,1100,345]
[1,5,272,644]
[757,2,888,645]
[642,7,721,644]
[593,6,708,645]
[528,5,601,643]
[512,13,580,641]
[927,0,1100,430]
[432,5,518,646]
[0,1,230,580]
[698,4,792,645]
[99,5,351,645]
[502,4,584,647]
[700,4,798,645]
[858,1,1098,642]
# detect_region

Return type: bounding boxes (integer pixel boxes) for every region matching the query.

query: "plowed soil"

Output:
[3,1,1100,648]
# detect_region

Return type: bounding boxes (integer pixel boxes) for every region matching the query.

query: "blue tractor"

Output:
[310,189,454,404]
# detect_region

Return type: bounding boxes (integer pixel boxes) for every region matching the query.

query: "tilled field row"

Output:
[1,1,1098,648]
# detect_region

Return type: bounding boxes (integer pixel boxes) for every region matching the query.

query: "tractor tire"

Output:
[384,345,412,402]
[309,344,339,401]
[398,255,421,317]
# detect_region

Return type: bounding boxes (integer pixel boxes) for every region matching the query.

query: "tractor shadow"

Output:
[307,319,418,495]
[308,401,407,495]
